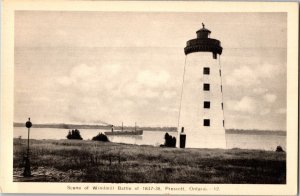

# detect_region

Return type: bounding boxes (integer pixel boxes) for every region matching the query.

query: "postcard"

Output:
[0,0,298,195]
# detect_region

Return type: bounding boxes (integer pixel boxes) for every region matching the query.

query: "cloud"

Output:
[124,83,142,97]
[57,64,174,103]
[225,63,284,87]
[253,87,268,94]
[144,89,159,98]
[101,63,121,76]
[56,63,122,90]
[257,63,283,78]
[225,66,259,87]
[259,108,271,115]
[160,106,178,113]
[276,108,286,114]
[162,90,177,99]
[122,99,134,107]
[56,64,98,87]
[70,63,97,80]
[55,29,68,37]
[57,76,73,86]
[228,95,278,116]
[228,96,256,114]
[123,83,160,99]
[137,70,170,88]
[263,93,277,103]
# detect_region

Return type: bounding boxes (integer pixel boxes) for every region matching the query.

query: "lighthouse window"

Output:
[203,119,210,126]
[203,67,210,75]
[219,69,221,76]
[221,102,223,110]
[213,53,217,59]
[203,83,210,91]
[223,120,225,127]
[204,101,210,108]
[221,85,223,92]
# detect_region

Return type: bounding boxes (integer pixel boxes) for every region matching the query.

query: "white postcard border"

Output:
[0,0,298,195]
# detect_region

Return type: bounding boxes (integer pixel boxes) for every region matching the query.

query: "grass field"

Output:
[13,139,286,183]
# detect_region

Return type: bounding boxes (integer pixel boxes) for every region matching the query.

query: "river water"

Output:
[14,127,286,151]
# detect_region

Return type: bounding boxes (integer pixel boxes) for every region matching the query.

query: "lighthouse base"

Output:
[178,128,226,149]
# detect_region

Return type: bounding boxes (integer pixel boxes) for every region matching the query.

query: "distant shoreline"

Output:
[14,122,286,136]
[226,129,286,136]
[13,122,177,132]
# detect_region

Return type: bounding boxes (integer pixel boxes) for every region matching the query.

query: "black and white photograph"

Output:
[0,0,298,195]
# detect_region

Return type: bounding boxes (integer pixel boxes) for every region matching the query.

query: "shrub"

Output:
[92,133,109,142]
[66,129,83,140]
[276,146,284,152]
[162,132,176,147]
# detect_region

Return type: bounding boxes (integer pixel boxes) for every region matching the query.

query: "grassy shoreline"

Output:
[13,139,286,183]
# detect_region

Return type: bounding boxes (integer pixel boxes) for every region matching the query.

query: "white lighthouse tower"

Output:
[178,24,226,148]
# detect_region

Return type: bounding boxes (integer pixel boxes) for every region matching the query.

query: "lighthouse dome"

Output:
[196,23,211,38]
[184,23,222,57]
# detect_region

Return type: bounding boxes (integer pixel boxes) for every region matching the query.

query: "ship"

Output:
[104,129,143,136]
[104,122,143,136]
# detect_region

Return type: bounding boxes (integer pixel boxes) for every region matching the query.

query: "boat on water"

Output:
[104,122,143,135]
[104,122,143,136]
[104,129,143,136]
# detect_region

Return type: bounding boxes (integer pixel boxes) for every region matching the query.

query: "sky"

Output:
[14,11,287,130]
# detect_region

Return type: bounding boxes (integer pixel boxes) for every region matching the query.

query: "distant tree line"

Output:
[13,122,178,132]
[226,129,286,136]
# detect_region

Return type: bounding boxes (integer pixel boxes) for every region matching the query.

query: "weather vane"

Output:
[202,23,205,28]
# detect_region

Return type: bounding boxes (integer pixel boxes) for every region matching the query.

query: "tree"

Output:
[66,129,83,140]
[276,146,284,152]
[163,132,176,147]
[92,133,109,142]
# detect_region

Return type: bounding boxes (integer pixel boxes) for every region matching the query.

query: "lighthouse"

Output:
[178,24,226,148]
